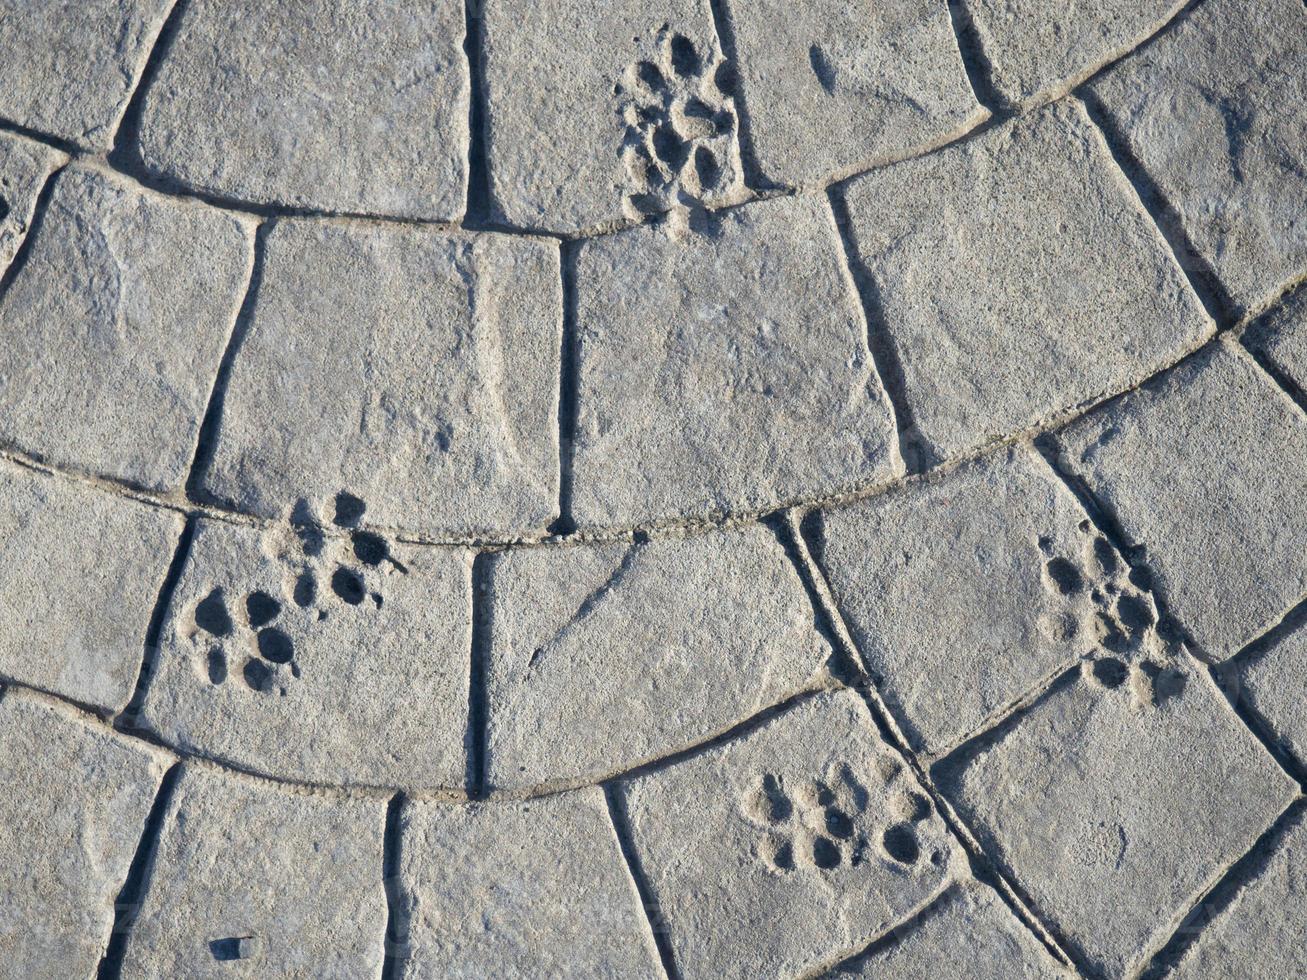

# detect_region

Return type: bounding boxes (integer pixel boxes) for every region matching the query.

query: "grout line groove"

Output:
[95,761,182,979]
[704,0,774,193]
[465,553,493,799]
[1136,796,1307,979]
[946,0,1014,118]
[380,792,409,980]
[461,0,492,227]
[184,220,269,505]
[602,783,679,980]
[116,515,197,726]
[551,239,581,535]
[106,0,188,174]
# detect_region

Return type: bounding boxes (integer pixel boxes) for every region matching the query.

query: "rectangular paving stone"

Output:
[831,880,1070,978]
[0,690,170,980]
[1087,0,1307,316]
[572,193,898,528]
[815,444,1159,755]
[137,0,468,219]
[395,789,660,977]
[0,163,255,492]
[842,100,1212,463]
[1051,342,1307,660]
[485,523,832,791]
[0,0,171,148]
[1224,616,1307,770]
[0,458,182,710]
[202,219,560,537]
[139,516,471,790]
[726,0,985,187]
[122,765,387,978]
[482,0,745,233]
[935,652,1296,978]
[0,130,66,273]
[963,0,1186,107]
[1172,805,1307,980]
[621,689,963,979]
[1242,282,1307,393]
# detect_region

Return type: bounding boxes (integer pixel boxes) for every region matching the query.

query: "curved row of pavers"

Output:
[5,683,1073,978]
[1,0,1305,541]
[0,0,1241,233]
[5,305,1307,975]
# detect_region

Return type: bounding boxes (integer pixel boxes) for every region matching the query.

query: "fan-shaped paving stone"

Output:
[935,654,1296,978]
[139,517,471,790]
[201,219,560,537]
[0,130,65,273]
[1222,617,1307,770]
[481,0,744,234]
[814,444,1133,754]
[0,458,181,710]
[484,523,832,790]
[0,0,170,148]
[0,164,254,491]
[1087,0,1307,316]
[122,765,386,977]
[961,0,1186,108]
[1051,342,1307,660]
[1242,283,1307,394]
[1171,805,1307,979]
[830,880,1070,978]
[620,690,963,979]
[572,193,898,528]
[725,0,985,187]
[841,99,1211,465]
[394,790,660,977]
[0,690,170,979]
[136,0,469,220]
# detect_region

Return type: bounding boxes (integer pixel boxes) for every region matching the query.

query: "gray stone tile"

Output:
[137,0,468,220]
[727,0,985,187]
[816,444,1160,755]
[482,0,745,234]
[1226,618,1307,769]
[1172,805,1307,980]
[829,880,1070,978]
[140,516,470,790]
[0,131,66,273]
[936,651,1296,978]
[964,0,1186,107]
[1052,342,1307,660]
[123,765,387,978]
[0,690,170,980]
[1242,283,1307,394]
[396,789,659,978]
[0,164,254,491]
[1088,0,1307,315]
[0,458,181,710]
[622,690,963,979]
[842,100,1212,463]
[485,523,831,791]
[0,0,171,148]
[202,219,560,537]
[572,193,898,528]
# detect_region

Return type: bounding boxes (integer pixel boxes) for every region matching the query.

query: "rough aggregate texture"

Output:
[0,691,169,980]
[121,765,387,978]
[137,0,470,219]
[2,2,1307,976]
[0,0,171,147]
[1088,0,1307,315]
[842,100,1212,463]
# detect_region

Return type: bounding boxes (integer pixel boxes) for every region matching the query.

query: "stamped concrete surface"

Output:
[2,1,1306,977]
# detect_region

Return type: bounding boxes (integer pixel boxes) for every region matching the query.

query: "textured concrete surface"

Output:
[1,2,1305,977]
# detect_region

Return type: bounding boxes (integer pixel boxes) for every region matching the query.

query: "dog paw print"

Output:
[741,760,936,875]
[184,490,406,699]
[616,24,742,234]
[1034,522,1187,708]
[192,584,299,698]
